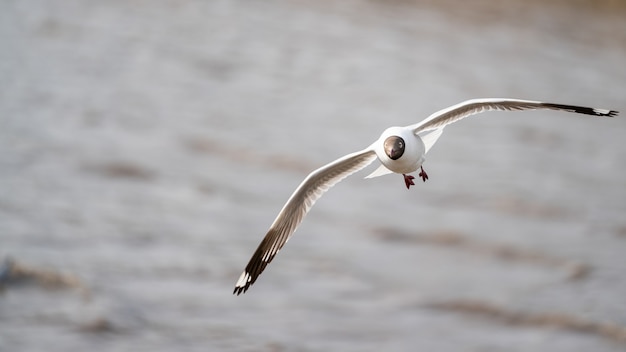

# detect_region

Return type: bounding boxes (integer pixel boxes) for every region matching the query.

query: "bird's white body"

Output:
[371,126,426,175]
[233,98,618,295]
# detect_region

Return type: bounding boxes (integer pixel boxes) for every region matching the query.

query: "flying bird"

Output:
[233,98,618,295]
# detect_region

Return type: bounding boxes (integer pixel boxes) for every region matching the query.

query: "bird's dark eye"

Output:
[384,136,405,160]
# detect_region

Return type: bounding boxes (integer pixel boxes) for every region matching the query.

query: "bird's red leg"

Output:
[418,166,429,182]
[403,174,415,189]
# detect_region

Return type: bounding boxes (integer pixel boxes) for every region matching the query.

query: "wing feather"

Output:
[411,98,617,134]
[234,148,376,295]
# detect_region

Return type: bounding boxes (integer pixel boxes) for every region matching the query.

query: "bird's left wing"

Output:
[410,98,618,135]
[234,148,377,295]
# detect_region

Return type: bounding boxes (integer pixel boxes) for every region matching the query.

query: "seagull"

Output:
[233,98,618,295]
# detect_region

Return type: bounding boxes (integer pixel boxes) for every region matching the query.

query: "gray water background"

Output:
[1,0,626,351]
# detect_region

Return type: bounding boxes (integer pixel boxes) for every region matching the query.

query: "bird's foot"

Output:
[403,174,415,189]
[418,166,429,182]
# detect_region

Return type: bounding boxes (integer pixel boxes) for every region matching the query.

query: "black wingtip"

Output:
[233,283,249,296]
[542,103,619,117]
[233,270,254,296]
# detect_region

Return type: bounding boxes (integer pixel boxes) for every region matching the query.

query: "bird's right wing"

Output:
[234,147,377,295]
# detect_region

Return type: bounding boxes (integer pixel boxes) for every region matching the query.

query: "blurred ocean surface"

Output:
[1,0,625,351]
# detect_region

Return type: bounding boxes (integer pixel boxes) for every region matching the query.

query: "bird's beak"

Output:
[389,148,401,159]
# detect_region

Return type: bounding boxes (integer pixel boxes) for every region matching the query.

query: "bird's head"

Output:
[383,136,405,160]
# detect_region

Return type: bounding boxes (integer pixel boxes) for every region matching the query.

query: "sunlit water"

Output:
[1,1,625,351]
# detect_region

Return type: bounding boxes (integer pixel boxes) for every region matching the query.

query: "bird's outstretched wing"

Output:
[234,148,377,295]
[411,98,618,135]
